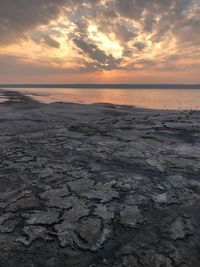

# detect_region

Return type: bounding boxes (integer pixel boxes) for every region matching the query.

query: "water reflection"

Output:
[3,88,200,110]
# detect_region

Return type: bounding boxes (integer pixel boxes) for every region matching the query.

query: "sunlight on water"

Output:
[2,88,200,110]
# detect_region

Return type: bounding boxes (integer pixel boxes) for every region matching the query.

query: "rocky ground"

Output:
[0,90,200,267]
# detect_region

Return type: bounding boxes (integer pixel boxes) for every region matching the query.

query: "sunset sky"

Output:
[0,0,199,84]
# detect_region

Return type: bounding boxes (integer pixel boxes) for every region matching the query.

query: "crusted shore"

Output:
[0,90,200,267]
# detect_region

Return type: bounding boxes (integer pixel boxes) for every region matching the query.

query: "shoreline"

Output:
[0,91,200,266]
[1,88,200,111]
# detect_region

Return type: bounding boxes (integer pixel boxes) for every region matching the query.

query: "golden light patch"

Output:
[87,24,123,58]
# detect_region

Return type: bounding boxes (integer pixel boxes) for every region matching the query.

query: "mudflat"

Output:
[0,90,200,267]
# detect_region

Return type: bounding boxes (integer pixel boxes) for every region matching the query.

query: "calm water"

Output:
[1,88,200,110]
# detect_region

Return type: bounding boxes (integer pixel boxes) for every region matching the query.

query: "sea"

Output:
[1,86,200,110]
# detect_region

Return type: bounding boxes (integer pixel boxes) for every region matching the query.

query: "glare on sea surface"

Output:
[4,88,200,110]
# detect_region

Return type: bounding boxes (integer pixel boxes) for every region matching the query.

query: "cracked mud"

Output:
[0,90,200,266]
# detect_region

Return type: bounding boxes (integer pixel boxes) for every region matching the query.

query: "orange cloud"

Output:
[0,0,199,83]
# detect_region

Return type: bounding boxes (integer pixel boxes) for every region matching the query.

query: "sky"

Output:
[0,0,199,84]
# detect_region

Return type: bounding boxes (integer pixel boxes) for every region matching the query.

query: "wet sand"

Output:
[0,90,200,266]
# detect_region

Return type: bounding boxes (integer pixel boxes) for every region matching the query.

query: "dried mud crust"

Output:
[0,90,200,267]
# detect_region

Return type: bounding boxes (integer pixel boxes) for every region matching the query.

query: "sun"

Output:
[87,24,123,59]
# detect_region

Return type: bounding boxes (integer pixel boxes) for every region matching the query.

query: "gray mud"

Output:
[0,90,200,267]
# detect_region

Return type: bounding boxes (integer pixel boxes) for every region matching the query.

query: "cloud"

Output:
[0,0,199,74]
[42,35,60,49]
[134,42,147,51]
[143,13,156,32]
[0,53,81,76]
[115,0,144,20]
[73,37,121,70]
[0,0,66,45]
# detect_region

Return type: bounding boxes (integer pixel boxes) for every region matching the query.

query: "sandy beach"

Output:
[0,90,200,267]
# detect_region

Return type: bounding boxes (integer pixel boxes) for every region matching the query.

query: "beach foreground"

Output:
[0,90,200,267]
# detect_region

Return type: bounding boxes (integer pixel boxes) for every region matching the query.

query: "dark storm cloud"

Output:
[0,0,66,45]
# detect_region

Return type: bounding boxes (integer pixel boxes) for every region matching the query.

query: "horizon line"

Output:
[0,83,200,89]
